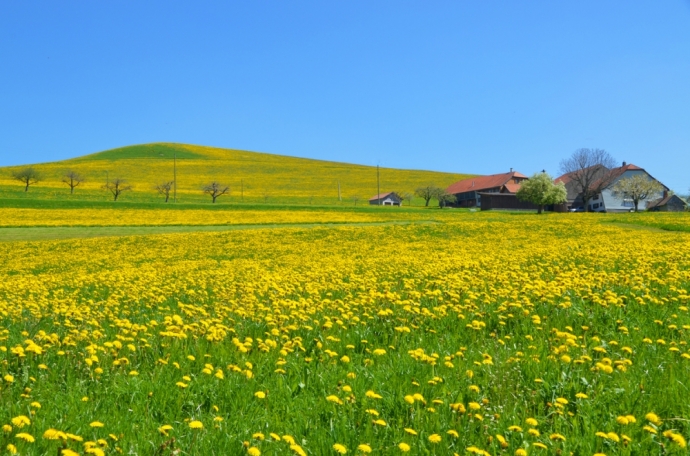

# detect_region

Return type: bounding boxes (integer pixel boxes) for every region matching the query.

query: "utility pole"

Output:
[173,152,177,203]
[241,179,244,202]
[338,180,341,202]
[106,170,109,187]
[377,164,380,206]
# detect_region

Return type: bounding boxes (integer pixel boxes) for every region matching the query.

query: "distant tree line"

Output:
[8,167,234,203]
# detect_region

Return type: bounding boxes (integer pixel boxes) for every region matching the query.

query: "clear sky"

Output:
[1,1,689,192]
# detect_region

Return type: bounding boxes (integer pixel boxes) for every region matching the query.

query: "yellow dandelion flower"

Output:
[645,413,661,425]
[15,433,35,443]
[398,442,411,452]
[90,421,104,428]
[254,391,266,399]
[428,434,441,443]
[357,444,372,453]
[188,420,203,430]
[333,443,348,454]
[247,447,261,456]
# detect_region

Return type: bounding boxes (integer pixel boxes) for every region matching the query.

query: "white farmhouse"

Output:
[592,163,667,212]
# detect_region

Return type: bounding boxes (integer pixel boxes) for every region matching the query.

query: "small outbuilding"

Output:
[369,192,402,206]
[646,192,688,212]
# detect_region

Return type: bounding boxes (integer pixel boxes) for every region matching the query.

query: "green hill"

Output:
[0,143,474,205]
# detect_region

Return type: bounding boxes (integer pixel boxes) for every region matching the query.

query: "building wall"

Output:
[589,170,664,212]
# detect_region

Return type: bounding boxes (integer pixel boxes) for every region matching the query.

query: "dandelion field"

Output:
[1,213,689,455]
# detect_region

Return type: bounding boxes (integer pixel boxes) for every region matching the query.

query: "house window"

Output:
[593,203,599,209]
[621,199,634,207]
[593,194,599,200]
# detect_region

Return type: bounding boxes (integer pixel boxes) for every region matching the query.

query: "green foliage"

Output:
[516,172,567,212]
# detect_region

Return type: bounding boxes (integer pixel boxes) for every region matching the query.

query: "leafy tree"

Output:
[516,172,567,214]
[12,167,41,192]
[103,178,132,201]
[612,174,664,212]
[62,170,85,194]
[402,192,414,206]
[559,148,617,211]
[155,181,174,202]
[415,185,444,207]
[203,182,230,203]
[435,190,456,208]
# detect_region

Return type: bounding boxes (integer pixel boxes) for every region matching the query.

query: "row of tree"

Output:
[10,168,232,203]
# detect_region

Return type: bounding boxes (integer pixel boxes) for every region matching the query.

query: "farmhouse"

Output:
[369,192,402,206]
[646,192,688,212]
[556,162,667,212]
[446,170,528,208]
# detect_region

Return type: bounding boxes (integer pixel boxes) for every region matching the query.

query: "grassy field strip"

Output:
[0,220,439,242]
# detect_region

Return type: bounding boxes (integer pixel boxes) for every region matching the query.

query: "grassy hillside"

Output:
[0,143,474,205]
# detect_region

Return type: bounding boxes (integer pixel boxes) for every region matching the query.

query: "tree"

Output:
[559,148,617,211]
[103,178,132,201]
[611,174,664,212]
[435,190,456,208]
[351,195,360,206]
[62,170,85,194]
[12,167,41,192]
[516,172,567,214]
[415,185,444,207]
[402,192,414,206]
[155,181,174,203]
[203,182,230,203]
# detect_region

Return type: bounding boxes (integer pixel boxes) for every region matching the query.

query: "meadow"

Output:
[0,143,473,206]
[0,212,689,456]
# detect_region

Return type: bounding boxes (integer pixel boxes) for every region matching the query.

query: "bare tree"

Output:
[62,170,85,194]
[402,192,414,206]
[103,178,132,201]
[203,182,230,203]
[415,185,444,207]
[262,193,270,203]
[155,181,174,203]
[352,195,360,206]
[12,167,41,192]
[612,174,664,212]
[559,148,617,211]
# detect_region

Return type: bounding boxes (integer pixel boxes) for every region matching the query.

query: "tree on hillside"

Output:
[104,178,132,201]
[415,185,444,207]
[62,170,85,194]
[516,172,567,214]
[402,192,414,206]
[612,174,664,212]
[12,167,41,192]
[155,181,174,203]
[203,182,230,203]
[351,195,361,206]
[435,190,456,208]
[559,148,617,211]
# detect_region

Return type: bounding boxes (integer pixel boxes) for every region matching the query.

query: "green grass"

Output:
[0,220,438,242]
[76,143,206,160]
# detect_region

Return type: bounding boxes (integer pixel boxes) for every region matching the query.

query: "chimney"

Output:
[472,181,475,187]
[510,168,513,173]
[663,190,668,199]
[622,161,627,167]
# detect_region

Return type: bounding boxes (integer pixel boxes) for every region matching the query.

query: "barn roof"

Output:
[368,192,397,201]
[447,171,527,195]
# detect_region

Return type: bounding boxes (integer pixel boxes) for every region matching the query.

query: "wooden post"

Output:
[338,181,341,202]
[173,152,177,203]
[377,165,380,206]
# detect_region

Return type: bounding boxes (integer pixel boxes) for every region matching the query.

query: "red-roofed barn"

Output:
[446,170,528,208]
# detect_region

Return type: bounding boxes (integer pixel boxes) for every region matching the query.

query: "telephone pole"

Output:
[173,152,177,203]
[241,179,244,202]
[377,164,380,206]
[337,180,341,202]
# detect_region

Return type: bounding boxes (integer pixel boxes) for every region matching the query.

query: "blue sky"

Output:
[1,1,689,191]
